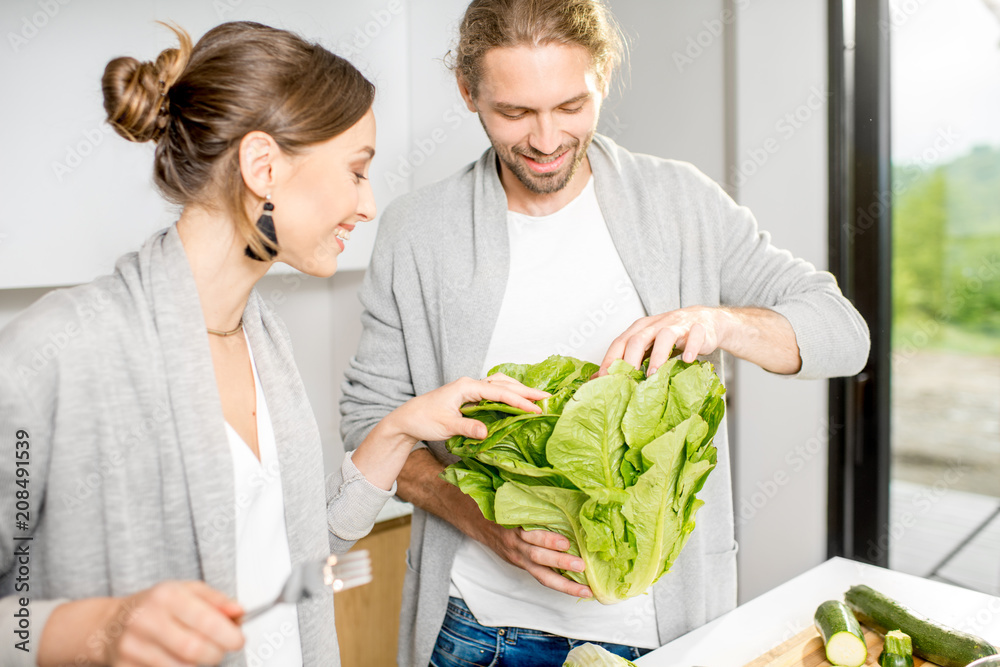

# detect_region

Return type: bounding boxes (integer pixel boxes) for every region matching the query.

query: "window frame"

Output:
[827,0,893,566]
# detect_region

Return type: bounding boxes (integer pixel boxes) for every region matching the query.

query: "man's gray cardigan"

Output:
[340,134,870,667]
[0,226,391,666]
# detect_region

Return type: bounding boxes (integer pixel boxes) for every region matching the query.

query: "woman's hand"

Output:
[40,581,244,666]
[389,374,549,444]
[353,375,549,490]
[106,581,244,666]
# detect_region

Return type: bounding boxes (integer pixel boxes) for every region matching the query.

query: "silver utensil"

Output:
[241,550,372,623]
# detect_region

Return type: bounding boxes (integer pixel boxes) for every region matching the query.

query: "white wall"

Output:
[0,0,413,287]
[730,0,831,603]
[603,0,729,183]
[0,0,835,605]
[597,0,833,603]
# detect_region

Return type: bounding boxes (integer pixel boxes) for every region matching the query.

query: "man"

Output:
[341,1,870,665]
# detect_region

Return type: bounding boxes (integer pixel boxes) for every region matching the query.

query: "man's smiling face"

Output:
[463,42,605,196]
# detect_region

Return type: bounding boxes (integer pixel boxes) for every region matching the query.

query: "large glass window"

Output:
[888,0,1000,594]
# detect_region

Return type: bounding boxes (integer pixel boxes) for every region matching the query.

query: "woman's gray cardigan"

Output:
[0,226,390,666]
[340,134,871,667]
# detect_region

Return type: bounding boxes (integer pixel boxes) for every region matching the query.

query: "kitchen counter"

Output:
[635,557,1000,666]
[374,496,413,523]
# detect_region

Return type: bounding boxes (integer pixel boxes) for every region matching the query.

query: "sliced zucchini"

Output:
[845,584,998,667]
[815,599,869,667]
[879,630,915,667]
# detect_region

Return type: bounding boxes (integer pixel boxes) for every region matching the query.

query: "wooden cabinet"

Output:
[334,515,412,667]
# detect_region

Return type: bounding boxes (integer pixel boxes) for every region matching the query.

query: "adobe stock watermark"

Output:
[608,598,657,647]
[553,279,635,358]
[7,0,73,53]
[961,597,1000,637]
[58,401,173,512]
[862,457,966,564]
[847,126,960,241]
[891,254,1000,368]
[672,0,752,73]
[333,0,403,59]
[212,0,245,19]
[384,102,473,192]
[879,0,931,36]
[13,279,129,383]
[51,122,115,183]
[736,418,844,527]
[81,596,145,664]
[598,113,629,142]
[261,272,312,311]
[728,84,831,189]
[245,621,300,667]
[197,444,306,561]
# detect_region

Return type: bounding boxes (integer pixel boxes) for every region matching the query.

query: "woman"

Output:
[0,21,544,667]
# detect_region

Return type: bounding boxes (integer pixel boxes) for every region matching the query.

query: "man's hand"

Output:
[598,305,801,376]
[483,524,592,598]
[396,449,592,599]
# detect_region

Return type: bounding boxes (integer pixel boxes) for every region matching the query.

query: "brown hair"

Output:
[102,21,375,259]
[449,0,625,99]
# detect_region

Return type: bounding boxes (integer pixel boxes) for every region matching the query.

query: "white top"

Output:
[449,177,659,648]
[227,330,303,666]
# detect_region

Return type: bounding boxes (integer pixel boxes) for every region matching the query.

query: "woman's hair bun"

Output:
[102,23,192,143]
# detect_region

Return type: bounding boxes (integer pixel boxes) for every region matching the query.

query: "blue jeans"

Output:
[429,597,652,667]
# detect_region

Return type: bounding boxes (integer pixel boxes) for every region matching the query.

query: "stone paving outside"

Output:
[890,351,1000,595]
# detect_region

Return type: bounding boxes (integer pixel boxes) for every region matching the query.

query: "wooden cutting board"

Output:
[743,625,943,667]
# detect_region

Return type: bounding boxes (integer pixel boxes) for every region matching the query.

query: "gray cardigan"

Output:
[340,135,870,667]
[0,226,391,666]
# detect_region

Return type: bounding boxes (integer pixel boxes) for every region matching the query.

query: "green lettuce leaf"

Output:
[563,643,638,666]
[546,373,635,491]
[441,461,499,522]
[443,354,725,605]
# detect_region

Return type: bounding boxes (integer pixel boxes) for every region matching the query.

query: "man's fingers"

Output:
[646,335,675,376]
[621,327,658,370]
[598,324,641,375]
[683,323,706,362]
[519,528,569,551]
[524,562,593,598]
[524,543,585,573]
[518,530,584,572]
[601,321,653,374]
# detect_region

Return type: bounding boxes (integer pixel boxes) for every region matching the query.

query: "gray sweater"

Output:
[340,134,870,667]
[0,226,392,666]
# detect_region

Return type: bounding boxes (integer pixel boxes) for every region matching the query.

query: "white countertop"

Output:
[635,557,1000,666]
[374,496,413,523]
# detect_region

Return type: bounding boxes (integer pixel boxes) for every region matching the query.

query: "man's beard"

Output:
[482,120,596,195]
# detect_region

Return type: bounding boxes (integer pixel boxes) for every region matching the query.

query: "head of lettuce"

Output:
[442,354,726,605]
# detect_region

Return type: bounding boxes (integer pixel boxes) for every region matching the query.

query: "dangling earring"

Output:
[245,194,279,261]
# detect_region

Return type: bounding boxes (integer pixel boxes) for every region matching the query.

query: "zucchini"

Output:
[879,630,915,667]
[815,599,869,666]
[845,584,998,667]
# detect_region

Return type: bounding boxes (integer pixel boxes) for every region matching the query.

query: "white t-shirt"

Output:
[227,331,303,666]
[448,177,659,648]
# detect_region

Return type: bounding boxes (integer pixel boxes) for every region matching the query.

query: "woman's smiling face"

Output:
[271,108,377,277]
